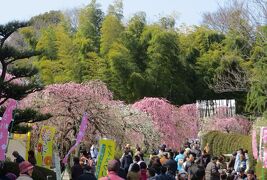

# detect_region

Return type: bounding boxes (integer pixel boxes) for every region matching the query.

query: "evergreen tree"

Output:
[0,21,51,133]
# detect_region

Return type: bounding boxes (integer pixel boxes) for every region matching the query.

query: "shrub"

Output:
[201,131,255,167]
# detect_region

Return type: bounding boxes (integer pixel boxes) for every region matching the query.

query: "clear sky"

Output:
[0,0,227,25]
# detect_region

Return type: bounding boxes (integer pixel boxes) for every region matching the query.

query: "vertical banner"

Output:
[25,132,31,160]
[0,99,16,160]
[63,113,88,164]
[262,127,267,168]
[252,130,258,160]
[95,139,116,179]
[36,126,56,169]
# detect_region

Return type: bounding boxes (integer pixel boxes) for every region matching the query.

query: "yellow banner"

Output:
[25,132,31,160]
[36,126,56,169]
[95,139,116,179]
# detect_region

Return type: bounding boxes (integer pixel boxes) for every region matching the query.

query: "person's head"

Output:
[139,162,147,170]
[212,156,218,163]
[28,150,35,157]
[180,149,184,155]
[131,163,140,173]
[239,167,245,176]
[178,170,188,180]
[232,151,237,157]
[137,147,141,152]
[247,170,255,180]
[218,155,225,162]
[5,173,17,180]
[19,161,34,177]
[147,168,156,177]
[73,157,80,165]
[160,166,167,174]
[238,148,244,154]
[107,159,120,173]
[189,153,196,162]
[244,149,248,154]
[81,150,88,157]
[12,151,19,158]
[159,144,166,152]
[134,155,141,162]
[188,164,205,180]
[168,151,174,159]
[240,153,245,160]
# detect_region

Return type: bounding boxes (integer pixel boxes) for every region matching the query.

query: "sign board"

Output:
[95,139,116,179]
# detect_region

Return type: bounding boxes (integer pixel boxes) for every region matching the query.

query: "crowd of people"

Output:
[70,140,257,180]
[0,140,258,180]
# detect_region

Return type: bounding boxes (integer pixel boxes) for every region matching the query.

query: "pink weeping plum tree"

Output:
[20,81,159,155]
[202,111,252,135]
[132,97,199,149]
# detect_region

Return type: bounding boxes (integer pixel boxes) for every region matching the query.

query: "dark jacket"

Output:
[71,164,83,180]
[163,159,177,175]
[121,154,133,173]
[77,172,97,180]
[205,162,220,180]
[15,155,25,164]
[155,173,175,180]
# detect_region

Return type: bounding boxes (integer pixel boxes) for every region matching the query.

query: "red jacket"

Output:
[140,169,147,180]
[99,171,125,180]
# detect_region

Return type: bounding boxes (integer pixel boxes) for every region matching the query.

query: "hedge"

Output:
[201,131,255,167]
[3,161,56,180]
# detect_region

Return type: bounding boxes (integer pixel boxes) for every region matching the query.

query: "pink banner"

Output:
[252,130,258,159]
[263,127,267,168]
[63,113,88,164]
[0,99,17,160]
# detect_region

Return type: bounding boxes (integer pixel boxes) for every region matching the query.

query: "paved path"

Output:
[62,170,70,180]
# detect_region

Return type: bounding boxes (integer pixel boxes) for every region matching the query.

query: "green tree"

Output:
[77,0,104,53]
[0,21,51,132]
[100,15,124,55]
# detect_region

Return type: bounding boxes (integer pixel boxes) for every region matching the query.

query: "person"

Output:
[17,161,34,180]
[127,163,140,180]
[164,151,177,176]
[71,157,83,180]
[204,143,210,154]
[90,144,98,162]
[188,164,205,180]
[79,150,93,168]
[139,161,148,180]
[121,147,133,174]
[148,156,162,175]
[217,155,227,170]
[155,166,174,180]
[158,144,166,156]
[234,149,243,172]
[237,153,249,173]
[228,152,237,171]
[234,167,247,180]
[199,150,211,168]
[177,170,188,180]
[0,161,10,180]
[12,151,24,164]
[159,152,169,166]
[129,155,141,171]
[205,156,220,180]
[246,169,256,180]
[77,165,97,180]
[5,173,17,180]
[183,153,195,172]
[99,159,124,180]
[174,150,185,172]
[135,146,144,160]
[147,167,157,180]
[27,150,36,166]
